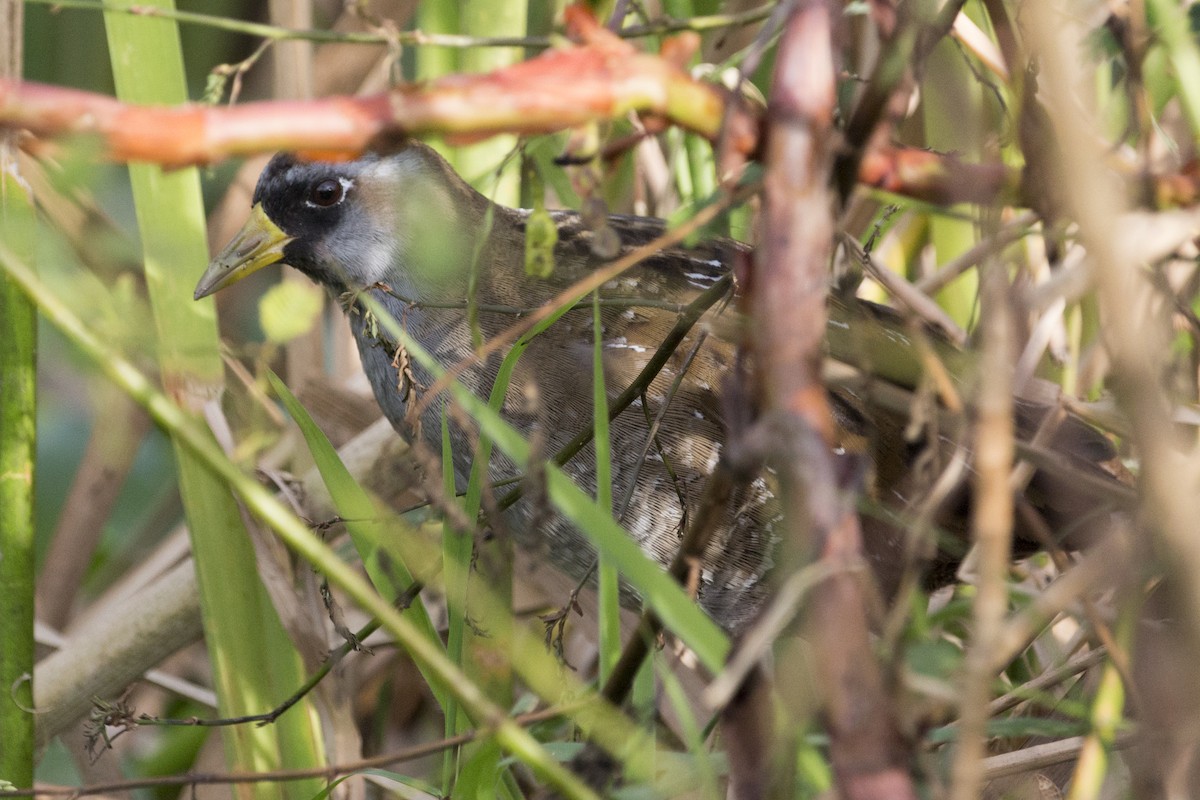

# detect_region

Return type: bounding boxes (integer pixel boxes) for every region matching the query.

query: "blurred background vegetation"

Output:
[9,0,1200,798]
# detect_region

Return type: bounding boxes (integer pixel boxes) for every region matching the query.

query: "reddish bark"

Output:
[736,2,918,797]
[0,8,742,167]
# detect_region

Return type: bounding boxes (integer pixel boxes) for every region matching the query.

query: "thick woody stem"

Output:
[737,2,917,798]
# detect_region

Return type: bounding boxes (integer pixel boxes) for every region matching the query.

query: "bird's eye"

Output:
[309,178,345,207]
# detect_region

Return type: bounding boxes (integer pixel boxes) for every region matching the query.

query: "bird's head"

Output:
[195,144,485,301]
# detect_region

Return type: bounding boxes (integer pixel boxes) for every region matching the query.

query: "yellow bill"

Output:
[194,203,292,300]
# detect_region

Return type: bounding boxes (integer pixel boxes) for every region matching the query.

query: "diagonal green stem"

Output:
[0,241,603,800]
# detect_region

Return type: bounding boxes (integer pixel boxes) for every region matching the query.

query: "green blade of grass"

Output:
[593,291,621,682]
[440,409,470,790]
[441,10,528,789]
[265,370,449,715]
[445,289,579,795]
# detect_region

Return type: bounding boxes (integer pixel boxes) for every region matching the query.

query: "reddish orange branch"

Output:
[0,84,396,167]
[859,144,1018,205]
[27,74,1200,213]
[0,7,743,167]
[0,1,1033,208]
[2,5,1197,211]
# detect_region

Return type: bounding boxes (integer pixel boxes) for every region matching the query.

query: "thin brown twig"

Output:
[25,0,778,50]
[982,730,1139,781]
[949,250,1016,800]
[914,211,1038,296]
[840,231,967,345]
[3,701,588,799]
[988,646,1108,717]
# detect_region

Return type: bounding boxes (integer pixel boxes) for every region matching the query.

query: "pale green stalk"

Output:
[922,39,982,328]
[1146,0,1200,144]
[103,3,323,793]
[1066,611,1133,800]
[0,167,36,791]
[0,0,34,785]
[1065,660,1125,800]
[415,3,460,83]
[455,0,526,204]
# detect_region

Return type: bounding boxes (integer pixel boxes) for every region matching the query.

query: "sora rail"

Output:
[196,140,1127,632]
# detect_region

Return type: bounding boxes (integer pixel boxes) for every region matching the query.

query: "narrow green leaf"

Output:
[593,291,621,681]
[265,370,448,714]
[447,285,572,797]
[442,407,469,789]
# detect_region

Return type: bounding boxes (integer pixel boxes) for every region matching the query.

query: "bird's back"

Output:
[349,201,779,630]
